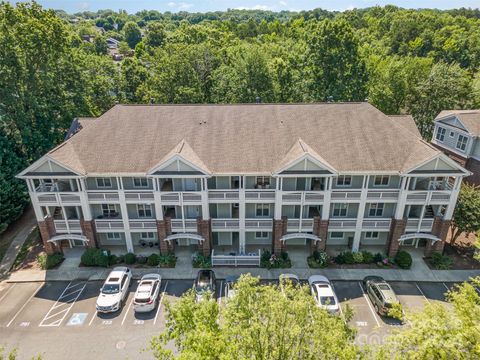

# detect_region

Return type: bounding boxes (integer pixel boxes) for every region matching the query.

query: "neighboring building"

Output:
[431,110,480,185]
[18,103,470,266]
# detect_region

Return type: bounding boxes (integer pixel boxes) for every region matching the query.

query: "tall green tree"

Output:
[145,21,167,48]
[306,19,368,101]
[451,184,480,246]
[123,21,142,49]
[150,275,360,360]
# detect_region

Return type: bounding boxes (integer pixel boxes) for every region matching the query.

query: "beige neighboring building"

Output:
[18,103,470,266]
[431,110,480,186]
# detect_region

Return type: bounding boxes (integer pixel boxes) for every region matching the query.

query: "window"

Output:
[449,131,455,138]
[106,232,121,240]
[133,178,148,188]
[256,176,271,188]
[365,231,379,239]
[368,203,384,217]
[332,204,348,217]
[456,135,468,151]
[96,177,112,188]
[255,231,269,239]
[330,232,344,239]
[140,232,155,239]
[336,175,352,187]
[102,204,117,217]
[435,127,446,142]
[137,204,152,218]
[256,204,270,217]
[374,176,389,186]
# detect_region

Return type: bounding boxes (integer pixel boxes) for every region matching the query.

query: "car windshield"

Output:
[378,284,391,291]
[319,296,336,306]
[102,284,120,294]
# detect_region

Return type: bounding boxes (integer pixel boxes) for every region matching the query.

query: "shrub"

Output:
[136,255,147,264]
[395,250,413,269]
[431,252,453,270]
[125,252,136,265]
[81,249,109,267]
[159,253,177,267]
[117,254,125,264]
[353,251,364,264]
[81,248,98,266]
[192,252,211,268]
[37,253,64,270]
[361,251,374,264]
[147,253,160,267]
[261,251,291,269]
[335,251,355,264]
[108,254,118,266]
[307,250,328,268]
[373,252,384,263]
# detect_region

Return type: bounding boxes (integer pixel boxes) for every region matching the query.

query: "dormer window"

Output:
[456,135,468,152]
[435,127,446,142]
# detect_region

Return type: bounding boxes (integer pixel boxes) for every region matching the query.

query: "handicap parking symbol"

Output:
[67,313,88,326]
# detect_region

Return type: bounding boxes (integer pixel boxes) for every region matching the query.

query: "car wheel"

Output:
[374,304,380,314]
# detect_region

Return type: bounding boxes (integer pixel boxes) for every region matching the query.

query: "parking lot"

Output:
[0,278,460,359]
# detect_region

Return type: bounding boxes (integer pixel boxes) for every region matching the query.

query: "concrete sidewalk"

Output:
[0,209,37,279]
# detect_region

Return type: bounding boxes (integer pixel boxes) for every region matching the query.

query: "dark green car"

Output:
[363,276,399,316]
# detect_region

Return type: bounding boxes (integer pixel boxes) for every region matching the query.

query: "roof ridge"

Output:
[115,102,368,107]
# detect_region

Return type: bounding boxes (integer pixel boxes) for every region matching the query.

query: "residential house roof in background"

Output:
[436,110,480,136]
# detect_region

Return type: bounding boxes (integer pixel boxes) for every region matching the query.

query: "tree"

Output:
[306,19,368,101]
[123,21,142,49]
[119,57,148,103]
[451,184,480,246]
[379,277,480,359]
[145,22,167,48]
[93,35,108,55]
[150,275,360,359]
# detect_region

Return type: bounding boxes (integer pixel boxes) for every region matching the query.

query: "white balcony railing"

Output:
[88,191,120,202]
[282,192,302,202]
[287,218,314,232]
[331,190,362,200]
[37,193,58,203]
[304,192,325,202]
[366,190,399,201]
[406,218,434,232]
[362,218,391,230]
[329,218,357,230]
[94,219,124,230]
[170,219,198,232]
[54,219,81,233]
[208,190,239,201]
[245,218,273,230]
[211,249,261,267]
[124,192,154,201]
[211,219,240,231]
[160,192,202,203]
[245,190,275,201]
[129,219,157,230]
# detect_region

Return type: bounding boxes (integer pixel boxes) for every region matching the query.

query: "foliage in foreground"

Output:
[150,274,359,360]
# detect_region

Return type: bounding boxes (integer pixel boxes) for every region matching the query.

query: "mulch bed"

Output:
[14,236,44,271]
[326,262,399,269]
[424,243,480,270]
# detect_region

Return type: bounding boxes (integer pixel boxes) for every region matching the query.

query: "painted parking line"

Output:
[39,281,87,327]
[88,311,97,326]
[6,283,43,328]
[154,281,169,326]
[217,281,223,305]
[357,282,381,328]
[415,283,430,304]
[0,283,15,304]
[443,282,450,291]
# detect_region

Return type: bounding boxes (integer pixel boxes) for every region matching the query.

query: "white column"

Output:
[352,175,369,252]
[394,176,409,220]
[322,177,332,219]
[117,177,133,252]
[444,176,462,220]
[239,175,246,253]
[201,178,210,220]
[79,178,92,221]
[153,178,164,220]
[274,176,283,219]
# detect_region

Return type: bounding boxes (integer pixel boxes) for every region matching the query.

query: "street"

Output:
[0,279,459,359]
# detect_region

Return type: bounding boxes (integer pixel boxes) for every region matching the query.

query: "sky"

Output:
[14,1,480,13]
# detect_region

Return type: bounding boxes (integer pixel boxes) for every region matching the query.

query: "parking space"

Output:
[0,282,43,327]
[390,281,428,311]
[416,282,449,303]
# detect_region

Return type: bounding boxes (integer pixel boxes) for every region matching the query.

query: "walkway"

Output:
[0,208,37,279]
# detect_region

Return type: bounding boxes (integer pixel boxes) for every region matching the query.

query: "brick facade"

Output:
[424,217,451,256]
[197,219,212,256]
[38,217,59,255]
[80,219,98,249]
[312,217,328,252]
[386,218,407,257]
[272,217,287,254]
[157,218,173,255]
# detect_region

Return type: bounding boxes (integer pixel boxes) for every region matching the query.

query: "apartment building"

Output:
[431,110,480,185]
[18,103,470,265]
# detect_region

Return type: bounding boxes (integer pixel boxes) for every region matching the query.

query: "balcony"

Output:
[211,249,261,267]
[406,218,434,232]
[35,182,76,192]
[245,218,273,231]
[54,219,81,233]
[366,190,399,201]
[160,192,202,204]
[287,218,314,232]
[170,219,198,232]
[36,192,81,205]
[88,191,120,202]
[282,192,325,204]
[331,190,361,201]
[406,191,451,203]
[211,219,240,231]
[245,190,275,202]
[129,219,157,230]
[124,191,154,202]
[95,219,124,231]
[208,190,239,202]
[362,218,391,230]
[329,218,357,230]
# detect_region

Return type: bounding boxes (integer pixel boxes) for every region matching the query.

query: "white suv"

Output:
[308,275,340,314]
[96,267,132,313]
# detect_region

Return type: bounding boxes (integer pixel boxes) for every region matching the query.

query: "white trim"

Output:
[164,233,204,243]
[17,155,84,178]
[47,234,88,243]
[274,153,337,175]
[280,233,321,243]
[435,115,470,134]
[402,152,469,176]
[373,175,390,187]
[399,233,441,243]
[147,154,210,176]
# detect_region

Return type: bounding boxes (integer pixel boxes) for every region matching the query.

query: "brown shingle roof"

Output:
[437,110,480,136]
[48,103,440,175]
[388,115,421,138]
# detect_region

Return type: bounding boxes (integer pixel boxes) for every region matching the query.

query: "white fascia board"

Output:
[274,153,338,175]
[435,119,471,135]
[17,155,84,178]
[401,153,470,176]
[147,154,210,176]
